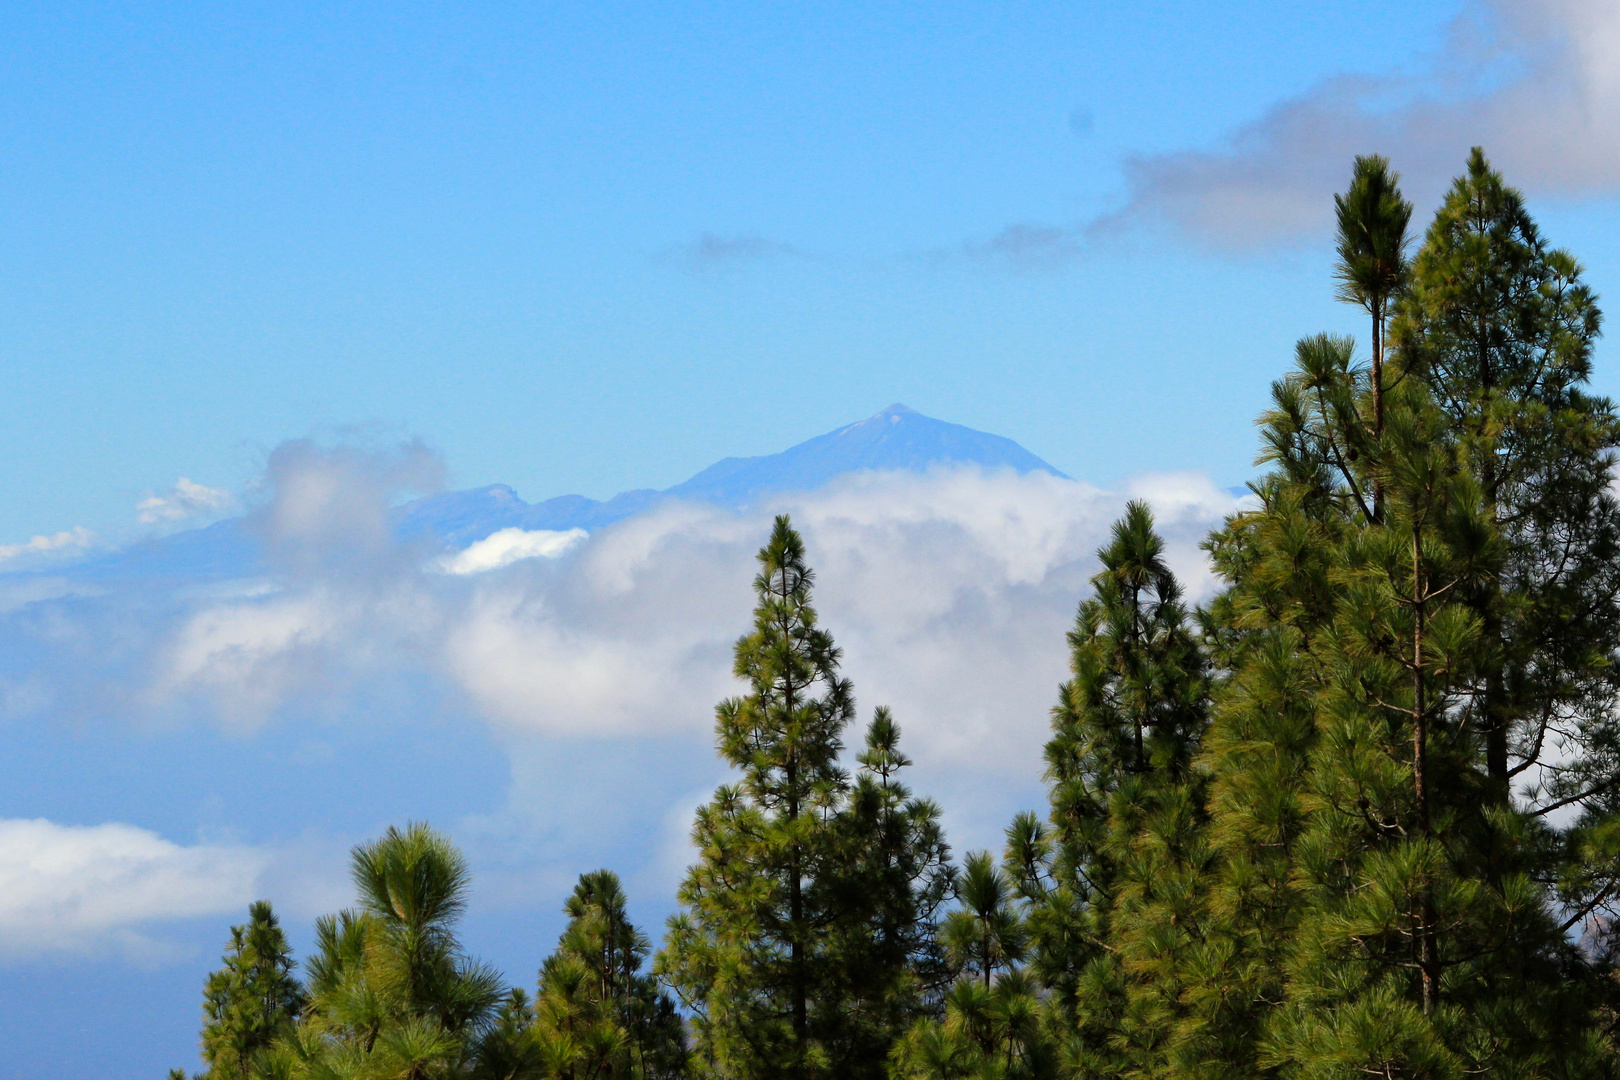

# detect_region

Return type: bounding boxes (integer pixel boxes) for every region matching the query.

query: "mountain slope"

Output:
[665,403,1064,503]
[395,404,1064,545]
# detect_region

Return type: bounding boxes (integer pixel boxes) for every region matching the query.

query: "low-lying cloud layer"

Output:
[0,440,1246,952]
[134,448,1239,770]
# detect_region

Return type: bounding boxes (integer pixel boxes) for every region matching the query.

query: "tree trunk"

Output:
[780,568,808,1078]
[1412,529,1441,1014]
[1477,326,1511,802]
[1371,303,1385,524]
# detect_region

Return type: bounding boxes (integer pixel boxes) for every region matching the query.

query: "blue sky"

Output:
[7,1,1620,1076]
[0,0,1490,541]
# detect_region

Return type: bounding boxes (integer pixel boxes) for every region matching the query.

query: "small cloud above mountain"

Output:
[0,526,97,569]
[136,478,233,525]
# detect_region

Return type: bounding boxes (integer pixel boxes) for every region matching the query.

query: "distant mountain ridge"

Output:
[19,406,1063,578]
[394,404,1064,545]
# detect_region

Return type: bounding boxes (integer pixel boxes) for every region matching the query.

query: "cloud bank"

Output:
[0,441,1246,933]
[6,442,1240,775]
[1102,0,1620,248]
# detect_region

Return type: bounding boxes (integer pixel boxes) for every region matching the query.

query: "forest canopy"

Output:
[172,148,1620,1080]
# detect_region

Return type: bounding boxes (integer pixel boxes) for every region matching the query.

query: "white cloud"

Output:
[157,591,344,725]
[0,527,96,567]
[0,819,266,959]
[138,440,449,728]
[437,527,588,575]
[114,451,1238,778]
[443,466,1240,779]
[136,478,234,525]
[0,444,1247,887]
[1095,0,1620,248]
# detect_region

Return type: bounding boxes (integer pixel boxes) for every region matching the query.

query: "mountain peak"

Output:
[398,405,1065,544]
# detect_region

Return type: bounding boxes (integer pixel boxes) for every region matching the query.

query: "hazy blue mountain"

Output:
[11,406,1061,579]
[392,486,662,546]
[666,403,1063,501]
[394,404,1064,545]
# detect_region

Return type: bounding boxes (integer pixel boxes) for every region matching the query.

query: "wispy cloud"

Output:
[1094,0,1620,249]
[437,527,588,575]
[658,232,802,272]
[955,224,1084,270]
[0,819,266,960]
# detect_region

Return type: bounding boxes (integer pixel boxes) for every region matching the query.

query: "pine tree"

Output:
[469,989,546,1080]
[1272,365,1615,1078]
[195,901,307,1080]
[1333,152,1413,508]
[1269,376,1490,1076]
[1013,502,1210,1080]
[658,514,945,1080]
[1182,150,1620,1079]
[1180,335,1371,1080]
[892,851,1054,1080]
[262,822,507,1080]
[1392,146,1620,820]
[942,851,1028,991]
[819,707,954,1078]
[531,870,686,1080]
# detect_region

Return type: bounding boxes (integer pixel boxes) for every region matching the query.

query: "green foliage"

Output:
[190,900,308,1080]
[941,851,1027,991]
[530,870,687,1080]
[1394,146,1620,820]
[889,970,1055,1080]
[1333,154,1412,337]
[1334,152,1413,493]
[658,514,950,1080]
[264,822,507,1080]
[1178,149,1619,1080]
[819,707,955,1071]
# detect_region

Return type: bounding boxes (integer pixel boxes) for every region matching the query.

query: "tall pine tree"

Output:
[1392,147,1620,822]
[261,822,507,1080]
[186,900,307,1080]
[658,514,947,1080]
[1183,150,1620,1079]
[1013,501,1210,1080]
[531,870,686,1080]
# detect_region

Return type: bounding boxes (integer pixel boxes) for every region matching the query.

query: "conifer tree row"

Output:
[992,147,1620,1080]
